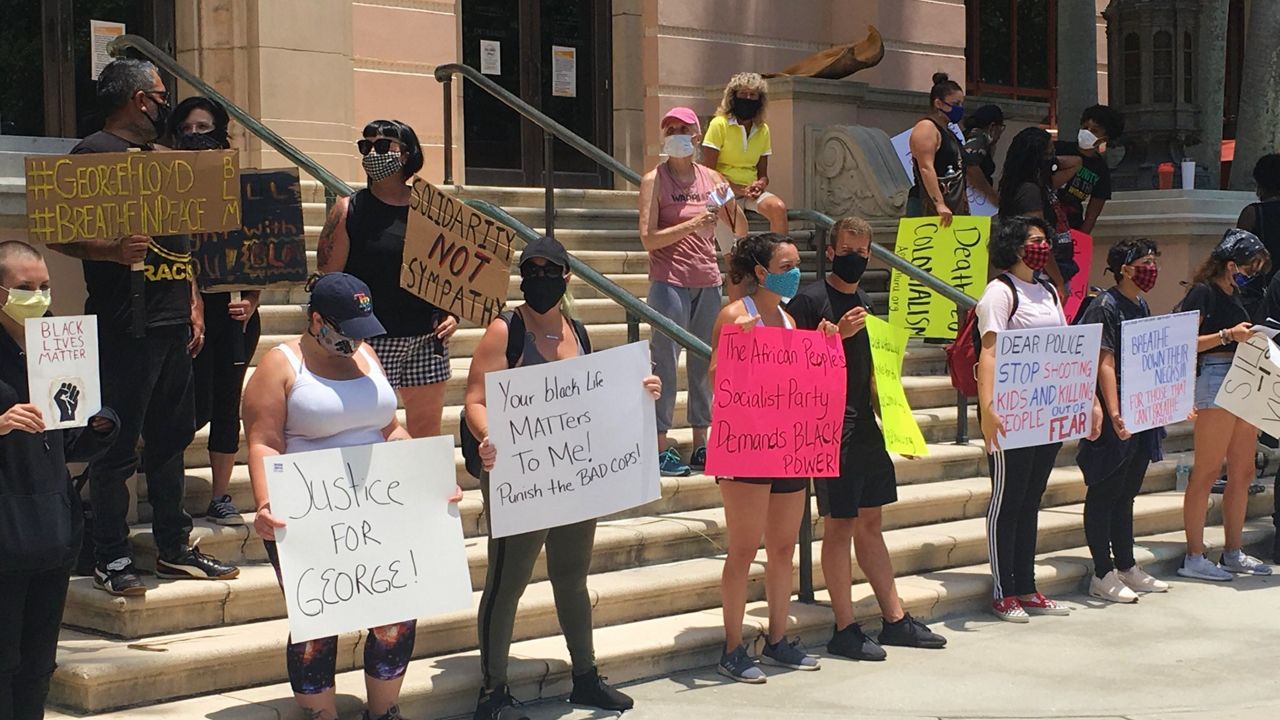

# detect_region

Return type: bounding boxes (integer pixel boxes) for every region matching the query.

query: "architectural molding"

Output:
[352,0,455,14]
[654,25,826,53]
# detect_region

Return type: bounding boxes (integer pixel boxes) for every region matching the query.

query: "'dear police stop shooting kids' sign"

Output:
[401,178,516,326]
[24,149,241,244]
[190,168,309,291]
[992,324,1102,450]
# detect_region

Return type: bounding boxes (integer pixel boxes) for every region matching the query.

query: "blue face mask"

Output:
[760,266,801,299]
[1233,271,1253,288]
[944,103,965,124]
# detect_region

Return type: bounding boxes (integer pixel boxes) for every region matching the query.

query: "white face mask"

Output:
[1078,128,1099,150]
[662,134,696,158]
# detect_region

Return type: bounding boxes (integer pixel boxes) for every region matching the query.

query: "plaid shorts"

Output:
[367,333,451,388]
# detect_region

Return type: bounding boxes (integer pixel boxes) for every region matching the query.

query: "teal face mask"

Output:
[760,266,801,299]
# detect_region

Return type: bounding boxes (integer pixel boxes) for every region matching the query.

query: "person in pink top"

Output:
[638,107,747,477]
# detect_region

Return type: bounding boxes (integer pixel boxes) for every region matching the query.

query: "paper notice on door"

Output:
[480,39,501,75]
[552,45,577,97]
[90,20,126,80]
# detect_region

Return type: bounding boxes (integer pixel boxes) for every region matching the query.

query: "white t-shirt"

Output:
[975,274,1065,336]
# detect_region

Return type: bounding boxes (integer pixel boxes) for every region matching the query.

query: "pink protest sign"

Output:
[1064,230,1094,323]
[706,326,847,478]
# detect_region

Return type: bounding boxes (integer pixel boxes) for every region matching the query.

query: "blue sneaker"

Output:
[688,446,707,472]
[659,447,690,477]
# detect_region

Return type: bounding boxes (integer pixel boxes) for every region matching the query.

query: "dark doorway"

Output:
[461,0,612,188]
[0,0,174,139]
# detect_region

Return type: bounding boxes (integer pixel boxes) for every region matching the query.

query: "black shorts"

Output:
[815,419,898,518]
[717,477,809,494]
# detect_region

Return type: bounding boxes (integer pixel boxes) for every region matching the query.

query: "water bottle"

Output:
[1175,463,1191,492]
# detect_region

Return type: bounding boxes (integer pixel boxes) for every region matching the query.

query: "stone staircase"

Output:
[23,181,1275,718]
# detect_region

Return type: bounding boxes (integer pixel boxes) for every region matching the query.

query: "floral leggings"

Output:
[265,541,416,694]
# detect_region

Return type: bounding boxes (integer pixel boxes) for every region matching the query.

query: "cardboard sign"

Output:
[402,178,516,327]
[865,316,928,456]
[24,149,241,244]
[887,216,990,340]
[707,326,847,477]
[992,324,1102,450]
[484,341,660,538]
[1119,311,1197,433]
[266,436,472,644]
[1062,230,1094,323]
[190,168,308,291]
[1214,334,1280,435]
[24,315,100,430]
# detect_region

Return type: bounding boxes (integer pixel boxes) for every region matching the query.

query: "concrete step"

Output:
[50,487,1273,713]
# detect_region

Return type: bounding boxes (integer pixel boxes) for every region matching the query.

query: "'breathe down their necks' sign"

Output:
[887,216,990,340]
[401,178,516,327]
[706,326,847,478]
[24,149,241,244]
[25,315,100,430]
[266,437,472,644]
[484,341,659,538]
[992,324,1101,450]
[1120,311,1197,433]
[1214,333,1280,436]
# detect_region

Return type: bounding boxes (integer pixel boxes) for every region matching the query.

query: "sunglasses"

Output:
[521,263,565,279]
[356,138,400,156]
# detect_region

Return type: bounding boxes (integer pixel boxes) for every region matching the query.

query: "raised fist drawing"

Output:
[53,382,80,423]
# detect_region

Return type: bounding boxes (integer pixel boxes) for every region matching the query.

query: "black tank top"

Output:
[910,118,968,216]
[343,189,440,337]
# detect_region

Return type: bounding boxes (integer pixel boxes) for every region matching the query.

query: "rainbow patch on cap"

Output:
[354,292,372,311]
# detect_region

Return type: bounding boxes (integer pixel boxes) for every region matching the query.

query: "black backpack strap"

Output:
[570,318,592,355]
[502,308,524,368]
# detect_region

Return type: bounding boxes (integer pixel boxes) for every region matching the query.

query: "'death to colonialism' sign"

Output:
[24,149,241,244]
[991,324,1102,450]
[887,216,990,340]
[401,178,516,326]
[706,326,847,478]
[190,168,309,291]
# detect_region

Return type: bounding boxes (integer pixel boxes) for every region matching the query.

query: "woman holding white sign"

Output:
[464,236,661,719]
[1176,229,1273,580]
[975,217,1099,622]
[244,273,462,720]
[1075,239,1170,603]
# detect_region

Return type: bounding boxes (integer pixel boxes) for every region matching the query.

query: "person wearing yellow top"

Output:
[701,72,789,236]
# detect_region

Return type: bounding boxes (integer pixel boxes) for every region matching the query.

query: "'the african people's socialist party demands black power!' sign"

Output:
[190,168,309,291]
[401,178,516,326]
[24,149,241,244]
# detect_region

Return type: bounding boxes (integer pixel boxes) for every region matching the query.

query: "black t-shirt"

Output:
[343,189,440,337]
[1179,281,1250,355]
[786,279,874,419]
[1054,141,1112,229]
[1079,287,1149,387]
[1001,181,1047,219]
[69,132,193,332]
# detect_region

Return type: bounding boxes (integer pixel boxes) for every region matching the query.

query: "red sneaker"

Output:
[990,596,1029,623]
[1019,592,1070,616]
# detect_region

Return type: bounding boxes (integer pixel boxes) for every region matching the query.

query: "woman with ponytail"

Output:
[908,72,968,226]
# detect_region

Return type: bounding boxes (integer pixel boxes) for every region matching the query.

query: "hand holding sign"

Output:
[0,403,44,435]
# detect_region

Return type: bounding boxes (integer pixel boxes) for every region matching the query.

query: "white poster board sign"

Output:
[992,324,1102,450]
[25,315,100,430]
[90,20,126,80]
[890,126,995,216]
[266,437,472,644]
[484,341,659,538]
[1214,334,1280,436]
[1119,311,1197,433]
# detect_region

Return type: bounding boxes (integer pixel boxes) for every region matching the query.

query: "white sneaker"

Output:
[1219,549,1274,576]
[1118,566,1169,593]
[1176,553,1233,582]
[1089,570,1139,603]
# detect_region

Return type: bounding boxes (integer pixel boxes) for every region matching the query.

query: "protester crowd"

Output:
[2,58,1278,720]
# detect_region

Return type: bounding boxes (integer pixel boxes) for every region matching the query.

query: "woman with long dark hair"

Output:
[963,104,1005,208]
[1177,230,1273,581]
[996,127,1079,295]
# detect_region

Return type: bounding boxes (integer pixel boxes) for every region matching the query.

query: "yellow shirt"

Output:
[701,115,772,187]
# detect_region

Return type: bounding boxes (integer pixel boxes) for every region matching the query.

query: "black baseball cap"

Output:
[1212,228,1267,265]
[519,235,569,271]
[307,273,386,338]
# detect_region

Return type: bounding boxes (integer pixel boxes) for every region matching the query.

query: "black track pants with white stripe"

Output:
[986,443,1062,599]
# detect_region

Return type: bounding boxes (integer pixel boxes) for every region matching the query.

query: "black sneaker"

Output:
[826,622,886,661]
[877,612,947,649]
[205,494,244,526]
[473,685,528,720]
[94,557,147,597]
[569,667,634,711]
[362,705,403,720]
[155,544,240,580]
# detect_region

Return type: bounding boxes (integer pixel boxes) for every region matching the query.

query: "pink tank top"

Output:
[649,163,722,288]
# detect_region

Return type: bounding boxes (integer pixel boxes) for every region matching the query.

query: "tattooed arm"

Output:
[50,236,150,264]
[316,195,351,273]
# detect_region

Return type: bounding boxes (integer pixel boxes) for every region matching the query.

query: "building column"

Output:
[1229,1,1280,190]
[1193,0,1228,189]
[1056,1,1099,128]
[612,0,644,189]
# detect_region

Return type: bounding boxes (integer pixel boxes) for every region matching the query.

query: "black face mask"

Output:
[521,275,567,314]
[731,97,762,121]
[831,252,869,283]
[144,99,170,141]
[172,128,228,150]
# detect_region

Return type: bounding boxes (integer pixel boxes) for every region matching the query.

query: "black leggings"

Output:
[986,443,1062,599]
[193,292,261,454]
[0,564,71,720]
[1083,444,1152,578]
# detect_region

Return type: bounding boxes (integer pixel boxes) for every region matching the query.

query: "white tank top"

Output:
[741,295,794,329]
[273,344,398,454]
